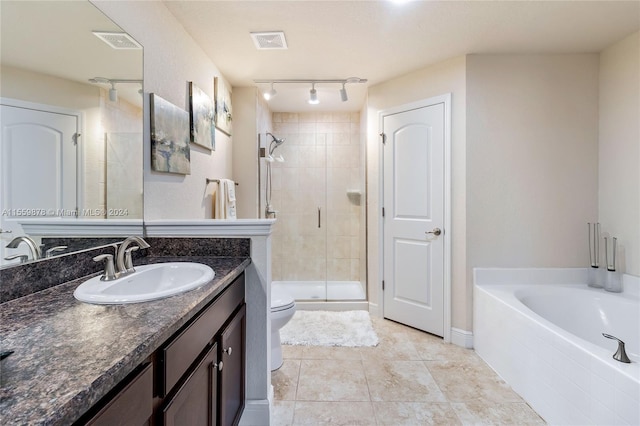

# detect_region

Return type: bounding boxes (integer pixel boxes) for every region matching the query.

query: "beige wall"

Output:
[467,54,600,280]
[94,0,232,220]
[367,56,468,329]
[599,32,640,276]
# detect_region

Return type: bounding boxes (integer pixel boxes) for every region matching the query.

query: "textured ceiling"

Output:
[164,0,639,112]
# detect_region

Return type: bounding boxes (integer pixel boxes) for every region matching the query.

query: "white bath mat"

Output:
[279,310,379,347]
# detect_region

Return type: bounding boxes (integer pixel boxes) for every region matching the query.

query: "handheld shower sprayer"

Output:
[264,132,286,218]
[266,132,285,155]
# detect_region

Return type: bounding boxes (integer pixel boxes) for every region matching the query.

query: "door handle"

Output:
[425,228,442,236]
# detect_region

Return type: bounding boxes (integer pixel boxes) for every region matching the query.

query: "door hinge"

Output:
[382,280,385,291]
[382,207,385,217]
[380,132,386,145]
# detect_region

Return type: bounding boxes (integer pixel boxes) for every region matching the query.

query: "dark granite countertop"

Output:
[0,255,250,425]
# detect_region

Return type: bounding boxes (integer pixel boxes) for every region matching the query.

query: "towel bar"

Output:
[206,178,239,186]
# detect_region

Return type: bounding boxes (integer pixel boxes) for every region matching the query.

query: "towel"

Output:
[213,180,227,219]
[223,179,237,220]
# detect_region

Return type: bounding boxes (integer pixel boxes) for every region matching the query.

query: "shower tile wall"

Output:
[268,112,364,286]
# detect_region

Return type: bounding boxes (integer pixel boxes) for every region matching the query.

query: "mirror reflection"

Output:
[0,0,143,268]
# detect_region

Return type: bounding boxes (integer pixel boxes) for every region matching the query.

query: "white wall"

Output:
[93,0,233,220]
[466,55,600,280]
[367,56,468,330]
[599,32,640,276]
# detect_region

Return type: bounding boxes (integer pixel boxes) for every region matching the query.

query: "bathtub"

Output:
[474,268,640,425]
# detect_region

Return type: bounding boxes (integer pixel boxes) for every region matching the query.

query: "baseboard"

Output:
[238,399,270,426]
[450,327,474,349]
[368,302,381,317]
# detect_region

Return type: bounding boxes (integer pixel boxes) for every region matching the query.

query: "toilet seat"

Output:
[271,287,295,312]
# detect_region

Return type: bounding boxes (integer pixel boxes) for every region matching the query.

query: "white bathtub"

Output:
[474,268,640,425]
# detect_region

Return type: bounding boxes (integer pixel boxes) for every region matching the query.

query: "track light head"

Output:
[308,83,319,105]
[108,82,118,102]
[264,82,277,100]
[340,83,348,102]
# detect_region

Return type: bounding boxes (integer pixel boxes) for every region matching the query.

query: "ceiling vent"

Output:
[92,31,142,50]
[250,31,288,50]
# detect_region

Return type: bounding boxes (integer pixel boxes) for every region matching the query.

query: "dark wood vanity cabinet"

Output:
[78,272,246,426]
[162,305,246,426]
[160,272,246,426]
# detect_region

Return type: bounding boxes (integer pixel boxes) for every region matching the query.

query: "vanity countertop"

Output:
[0,256,251,425]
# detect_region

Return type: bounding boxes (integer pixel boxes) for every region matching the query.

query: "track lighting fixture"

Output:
[308,83,319,105]
[264,82,277,100]
[254,77,367,105]
[88,77,143,102]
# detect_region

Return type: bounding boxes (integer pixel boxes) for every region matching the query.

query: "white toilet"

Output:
[270,286,296,371]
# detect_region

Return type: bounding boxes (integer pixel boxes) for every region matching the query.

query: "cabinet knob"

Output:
[224,347,233,356]
[214,361,223,371]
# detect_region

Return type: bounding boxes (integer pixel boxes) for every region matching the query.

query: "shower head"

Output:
[266,132,285,155]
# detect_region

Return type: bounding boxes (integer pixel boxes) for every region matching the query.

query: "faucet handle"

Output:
[45,246,68,258]
[4,254,29,264]
[93,254,117,281]
[602,333,631,363]
[124,246,139,273]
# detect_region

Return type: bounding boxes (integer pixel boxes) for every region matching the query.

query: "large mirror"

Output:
[0,0,143,268]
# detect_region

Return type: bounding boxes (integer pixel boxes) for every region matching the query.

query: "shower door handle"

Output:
[318,207,321,228]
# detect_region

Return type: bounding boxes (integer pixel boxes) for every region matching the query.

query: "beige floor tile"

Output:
[296,359,370,401]
[282,344,304,359]
[272,360,301,401]
[292,401,377,425]
[363,359,446,402]
[373,401,462,425]
[272,400,296,426]
[451,401,546,425]
[301,345,362,360]
[427,359,522,403]
[410,332,477,362]
[360,321,420,361]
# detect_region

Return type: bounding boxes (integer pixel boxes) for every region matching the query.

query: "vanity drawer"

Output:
[161,273,244,395]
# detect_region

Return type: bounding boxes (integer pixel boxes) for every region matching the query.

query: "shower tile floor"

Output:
[271,316,546,425]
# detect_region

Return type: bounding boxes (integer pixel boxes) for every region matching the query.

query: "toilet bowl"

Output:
[270,286,296,371]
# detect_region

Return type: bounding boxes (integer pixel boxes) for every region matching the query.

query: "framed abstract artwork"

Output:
[214,76,232,136]
[188,82,215,150]
[150,93,191,175]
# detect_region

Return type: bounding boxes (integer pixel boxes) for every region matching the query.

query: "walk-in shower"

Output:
[260,112,367,307]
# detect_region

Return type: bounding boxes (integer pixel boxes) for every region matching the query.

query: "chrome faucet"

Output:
[5,236,42,261]
[602,334,631,363]
[115,236,150,275]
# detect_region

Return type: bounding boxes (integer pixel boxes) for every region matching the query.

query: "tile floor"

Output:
[271,316,545,425]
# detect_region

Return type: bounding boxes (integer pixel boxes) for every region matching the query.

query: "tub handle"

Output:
[602,333,631,363]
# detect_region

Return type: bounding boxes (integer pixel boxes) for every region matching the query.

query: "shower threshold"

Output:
[272,280,365,301]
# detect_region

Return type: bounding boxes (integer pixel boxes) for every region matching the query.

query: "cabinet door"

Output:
[163,343,219,426]
[85,363,153,426]
[218,305,246,426]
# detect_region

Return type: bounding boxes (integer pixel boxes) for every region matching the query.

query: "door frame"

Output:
[378,93,452,343]
[0,97,85,214]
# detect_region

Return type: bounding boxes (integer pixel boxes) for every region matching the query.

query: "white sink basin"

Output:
[74,262,215,304]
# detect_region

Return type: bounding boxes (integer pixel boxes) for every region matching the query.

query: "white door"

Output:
[0,102,78,264]
[382,101,446,336]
